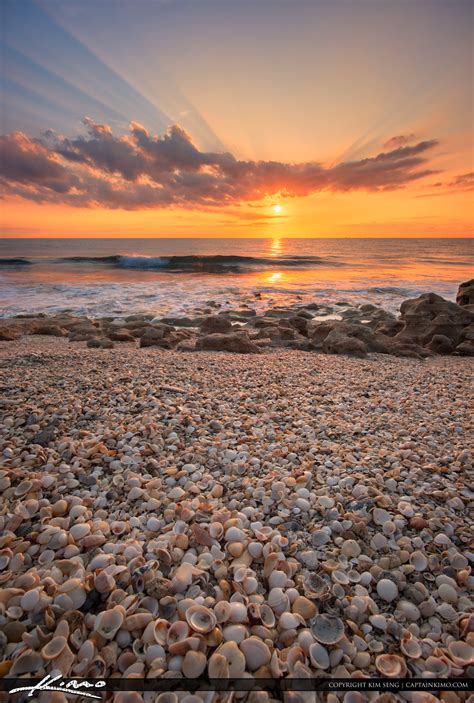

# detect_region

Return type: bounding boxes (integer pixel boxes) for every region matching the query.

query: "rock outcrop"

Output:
[196,332,260,353]
[456,279,474,307]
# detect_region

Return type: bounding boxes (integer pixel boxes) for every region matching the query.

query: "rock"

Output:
[396,293,472,348]
[456,279,474,306]
[196,332,261,353]
[139,325,184,349]
[129,326,154,338]
[160,317,203,327]
[69,324,100,342]
[426,334,455,354]
[176,340,197,352]
[87,337,114,349]
[455,340,474,356]
[123,320,153,331]
[321,329,368,358]
[199,316,233,334]
[0,327,20,341]
[31,324,67,337]
[107,329,134,342]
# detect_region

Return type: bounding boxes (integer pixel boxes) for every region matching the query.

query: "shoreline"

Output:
[0,336,472,686]
[1,280,473,358]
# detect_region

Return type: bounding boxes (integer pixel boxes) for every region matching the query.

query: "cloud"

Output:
[384,134,417,149]
[416,171,474,198]
[445,172,474,190]
[0,119,440,210]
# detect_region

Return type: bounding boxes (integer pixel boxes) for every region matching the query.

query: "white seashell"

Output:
[240,637,271,671]
[20,589,41,611]
[182,650,207,678]
[228,602,248,623]
[185,605,217,634]
[437,583,458,604]
[278,612,303,630]
[267,587,289,615]
[225,527,246,542]
[268,570,287,589]
[222,624,248,643]
[69,524,91,540]
[376,579,398,602]
[94,606,125,640]
[341,540,361,558]
[410,551,428,571]
[309,642,330,670]
[217,640,246,677]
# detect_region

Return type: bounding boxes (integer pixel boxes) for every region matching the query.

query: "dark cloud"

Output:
[0,120,440,209]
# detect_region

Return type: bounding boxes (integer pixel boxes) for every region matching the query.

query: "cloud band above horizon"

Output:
[0,119,442,211]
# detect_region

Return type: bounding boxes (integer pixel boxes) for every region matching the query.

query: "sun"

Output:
[273,204,282,214]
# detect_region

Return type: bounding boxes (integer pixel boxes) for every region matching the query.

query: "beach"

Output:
[0,313,472,695]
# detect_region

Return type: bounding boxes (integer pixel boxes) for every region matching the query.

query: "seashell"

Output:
[263,553,280,578]
[376,579,398,602]
[215,640,246,676]
[10,650,43,676]
[185,605,217,634]
[373,508,391,525]
[410,551,428,571]
[214,600,231,623]
[167,620,190,646]
[285,645,307,674]
[222,624,248,643]
[248,542,263,559]
[303,572,329,599]
[309,642,330,670]
[268,570,287,589]
[93,606,125,640]
[447,641,474,667]
[400,635,422,659]
[267,587,289,615]
[225,526,246,542]
[279,612,303,630]
[341,540,361,558]
[228,602,248,623]
[228,542,245,558]
[142,618,169,645]
[310,614,345,645]
[125,612,154,631]
[375,654,407,677]
[243,576,258,594]
[240,637,271,671]
[260,604,276,628]
[156,695,178,703]
[208,652,230,678]
[171,563,203,593]
[41,635,67,660]
[209,522,224,539]
[424,656,450,677]
[182,650,207,678]
[20,588,41,611]
[437,583,458,604]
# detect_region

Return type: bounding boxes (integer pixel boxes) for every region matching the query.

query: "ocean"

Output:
[0,238,472,318]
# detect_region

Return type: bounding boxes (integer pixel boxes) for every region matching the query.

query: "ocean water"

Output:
[0,238,472,318]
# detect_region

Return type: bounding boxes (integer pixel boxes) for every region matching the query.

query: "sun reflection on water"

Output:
[270,238,283,257]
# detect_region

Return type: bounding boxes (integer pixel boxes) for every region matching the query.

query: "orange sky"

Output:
[1,0,473,238]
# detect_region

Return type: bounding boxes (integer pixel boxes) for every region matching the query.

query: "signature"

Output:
[9,673,107,699]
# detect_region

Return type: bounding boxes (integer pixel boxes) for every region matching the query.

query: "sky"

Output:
[0,0,473,238]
